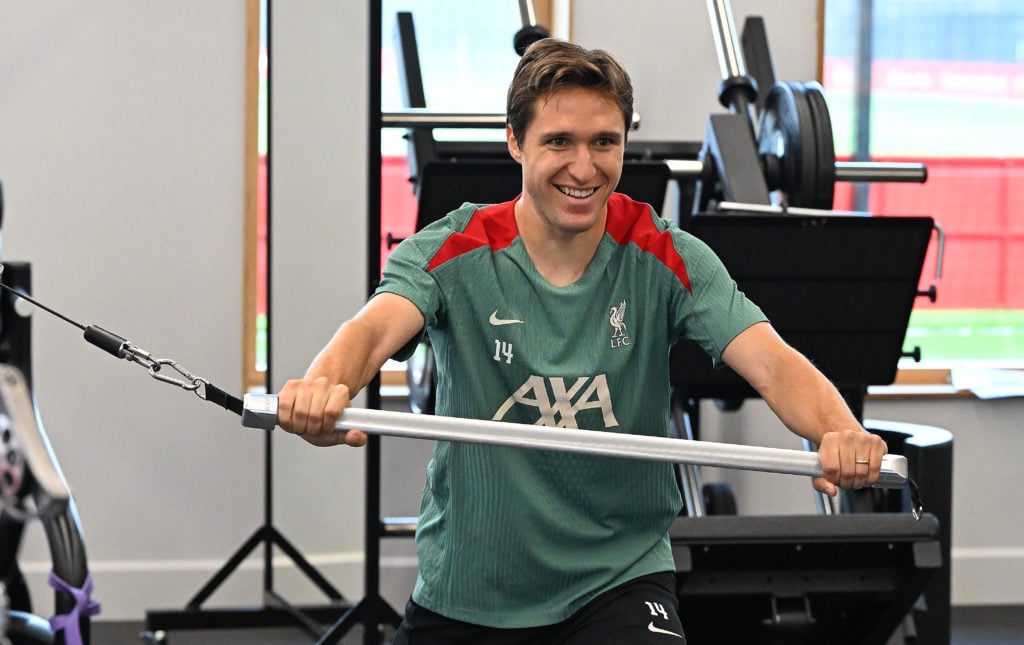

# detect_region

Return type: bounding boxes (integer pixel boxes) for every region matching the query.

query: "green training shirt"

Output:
[375,192,766,628]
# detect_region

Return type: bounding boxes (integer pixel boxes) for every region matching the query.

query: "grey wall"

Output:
[0,0,252,621]
[267,0,371,608]
[0,0,1017,628]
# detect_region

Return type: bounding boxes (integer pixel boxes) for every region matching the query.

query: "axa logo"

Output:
[492,374,619,429]
[609,299,630,348]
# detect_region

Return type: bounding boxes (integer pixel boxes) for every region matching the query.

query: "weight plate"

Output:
[785,81,821,208]
[756,81,819,208]
[803,81,837,210]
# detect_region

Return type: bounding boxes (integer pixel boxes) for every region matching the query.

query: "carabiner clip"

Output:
[148,359,203,392]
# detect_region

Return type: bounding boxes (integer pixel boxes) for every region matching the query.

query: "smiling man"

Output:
[508,83,625,286]
[275,38,886,644]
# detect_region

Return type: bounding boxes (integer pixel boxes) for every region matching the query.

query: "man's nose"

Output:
[567,145,597,181]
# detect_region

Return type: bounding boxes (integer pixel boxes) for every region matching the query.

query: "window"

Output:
[379,0,526,271]
[823,0,1024,365]
[244,0,267,388]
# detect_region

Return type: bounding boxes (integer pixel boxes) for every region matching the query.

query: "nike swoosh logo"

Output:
[648,622,683,638]
[489,310,524,326]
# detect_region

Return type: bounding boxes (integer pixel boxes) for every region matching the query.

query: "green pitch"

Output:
[906,309,1024,361]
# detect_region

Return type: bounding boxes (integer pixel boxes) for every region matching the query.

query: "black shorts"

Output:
[391,572,686,645]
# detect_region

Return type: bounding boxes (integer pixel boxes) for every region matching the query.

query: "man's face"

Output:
[507,85,625,238]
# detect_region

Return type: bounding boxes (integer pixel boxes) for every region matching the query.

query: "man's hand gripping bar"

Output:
[241,393,909,489]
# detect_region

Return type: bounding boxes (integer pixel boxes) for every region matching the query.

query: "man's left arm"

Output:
[720,321,887,496]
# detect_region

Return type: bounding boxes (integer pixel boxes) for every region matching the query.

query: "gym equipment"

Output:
[0,364,97,645]
[240,393,913,492]
[670,213,936,414]
[695,0,926,211]
[0,279,243,420]
[383,98,924,213]
[666,3,951,642]
[383,75,923,218]
[667,420,952,645]
[513,0,550,56]
[670,512,941,644]
[0,274,357,641]
[0,262,96,645]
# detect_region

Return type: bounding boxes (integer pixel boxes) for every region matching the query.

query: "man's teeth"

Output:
[559,186,597,198]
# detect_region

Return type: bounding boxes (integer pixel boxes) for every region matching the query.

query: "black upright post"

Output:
[315,1,403,642]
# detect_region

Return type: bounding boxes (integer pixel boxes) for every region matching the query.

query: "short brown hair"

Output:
[506,38,634,145]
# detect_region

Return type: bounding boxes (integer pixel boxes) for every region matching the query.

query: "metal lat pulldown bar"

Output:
[380,112,923,186]
[240,394,910,490]
[380,110,643,131]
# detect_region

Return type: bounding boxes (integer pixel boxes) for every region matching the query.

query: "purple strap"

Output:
[47,571,101,645]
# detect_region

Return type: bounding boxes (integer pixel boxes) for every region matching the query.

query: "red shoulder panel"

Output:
[426,200,520,272]
[604,193,692,294]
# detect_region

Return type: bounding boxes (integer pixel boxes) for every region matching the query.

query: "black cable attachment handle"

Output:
[83,325,129,357]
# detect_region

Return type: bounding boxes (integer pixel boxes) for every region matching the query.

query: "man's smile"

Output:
[557,185,599,199]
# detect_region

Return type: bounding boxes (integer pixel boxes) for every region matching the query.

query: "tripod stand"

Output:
[312,3,406,643]
[144,1,352,638]
[143,427,354,640]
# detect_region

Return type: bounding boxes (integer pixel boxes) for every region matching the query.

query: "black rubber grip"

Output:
[84,325,128,358]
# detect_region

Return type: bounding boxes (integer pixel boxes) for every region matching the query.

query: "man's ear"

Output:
[506,125,522,164]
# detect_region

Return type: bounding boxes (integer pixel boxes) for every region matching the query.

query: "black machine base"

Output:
[671,513,941,645]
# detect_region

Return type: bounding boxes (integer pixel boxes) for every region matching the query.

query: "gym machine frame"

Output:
[0,262,94,645]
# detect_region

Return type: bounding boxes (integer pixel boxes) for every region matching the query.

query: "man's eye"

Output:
[549,137,567,146]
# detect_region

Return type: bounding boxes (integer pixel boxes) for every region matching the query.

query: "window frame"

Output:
[820,0,1024,397]
[243,0,264,391]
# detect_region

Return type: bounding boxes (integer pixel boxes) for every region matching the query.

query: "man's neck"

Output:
[514,199,606,287]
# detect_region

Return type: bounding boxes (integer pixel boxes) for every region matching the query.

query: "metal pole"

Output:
[853,0,874,212]
[518,0,537,28]
[706,0,746,79]
[666,159,927,184]
[241,395,910,490]
[380,110,641,131]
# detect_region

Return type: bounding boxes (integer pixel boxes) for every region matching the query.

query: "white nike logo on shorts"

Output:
[647,621,683,638]
[489,310,524,325]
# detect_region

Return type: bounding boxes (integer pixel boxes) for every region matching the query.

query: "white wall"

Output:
[0,1,253,621]
[267,0,371,608]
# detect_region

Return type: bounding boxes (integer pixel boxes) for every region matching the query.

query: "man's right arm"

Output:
[276,292,425,447]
